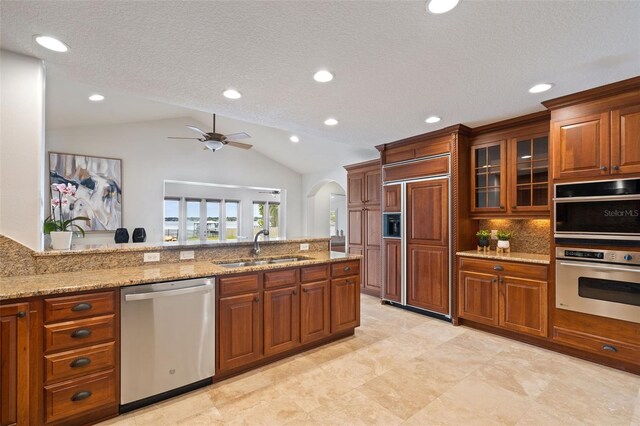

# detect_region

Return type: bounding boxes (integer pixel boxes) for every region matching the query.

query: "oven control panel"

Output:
[556,247,640,266]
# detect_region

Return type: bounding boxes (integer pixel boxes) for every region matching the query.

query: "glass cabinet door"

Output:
[473,141,505,211]
[512,135,549,211]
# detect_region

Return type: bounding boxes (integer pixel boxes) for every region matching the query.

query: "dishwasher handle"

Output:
[124,283,213,302]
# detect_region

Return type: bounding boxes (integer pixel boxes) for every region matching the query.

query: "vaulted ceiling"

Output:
[2,1,639,171]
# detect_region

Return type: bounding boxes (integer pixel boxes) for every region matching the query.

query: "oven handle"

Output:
[557,261,640,274]
[553,194,640,203]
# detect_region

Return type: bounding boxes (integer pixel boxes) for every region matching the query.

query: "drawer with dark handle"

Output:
[218,273,260,297]
[44,370,116,423]
[44,291,115,323]
[45,342,116,383]
[300,265,329,283]
[264,268,299,289]
[458,257,547,281]
[44,315,115,352]
[553,327,640,365]
[331,261,360,278]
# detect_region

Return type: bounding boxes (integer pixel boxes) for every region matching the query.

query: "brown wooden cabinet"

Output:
[471,112,550,217]
[345,159,382,296]
[383,184,401,212]
[382,239,401,302]
[264,285,300,357]
[218,292,262,371]
[217,260,361,376]
[543,77,640,181]
[0,302,30,426]
[458,257,548,338]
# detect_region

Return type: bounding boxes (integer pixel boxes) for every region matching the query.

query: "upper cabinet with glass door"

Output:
[471,112,550,218]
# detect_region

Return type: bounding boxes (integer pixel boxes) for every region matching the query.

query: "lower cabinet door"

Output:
[264,286,300,357]
[300,281,330,344]
[499,276,547,337]
[0,303,30,426]
[383,239,401,302]
[331,276,360,333]
[407,245,449,314]
[219,293,262,371]
[458,270,499,326]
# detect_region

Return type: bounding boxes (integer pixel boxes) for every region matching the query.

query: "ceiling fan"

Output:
[168,114,253,152]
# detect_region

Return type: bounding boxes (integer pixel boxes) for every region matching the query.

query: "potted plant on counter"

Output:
[476,229,490,253]
[44,183,90,250]
[497,230,512,253]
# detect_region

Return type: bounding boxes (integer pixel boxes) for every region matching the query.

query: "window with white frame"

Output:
[253,201,280,238]
[164,197,240,242]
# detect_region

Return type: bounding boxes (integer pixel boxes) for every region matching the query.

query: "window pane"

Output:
[225,201,239,240]
[253,202,266,236]
[163,198,180,242]
[206,200,220,240]
[269,203,280,238]
[186,199,201,240]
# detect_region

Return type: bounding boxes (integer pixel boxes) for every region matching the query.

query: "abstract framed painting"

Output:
[49,152,122,231]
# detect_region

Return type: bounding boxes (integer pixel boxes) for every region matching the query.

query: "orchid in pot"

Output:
[44,183,90,250]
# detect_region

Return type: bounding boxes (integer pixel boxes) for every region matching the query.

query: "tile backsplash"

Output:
[477,219,550,255]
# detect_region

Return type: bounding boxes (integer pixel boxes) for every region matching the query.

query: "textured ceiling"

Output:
[2,1,639,167]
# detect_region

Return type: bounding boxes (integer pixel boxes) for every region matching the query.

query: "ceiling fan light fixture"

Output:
[425,116,441,124]
[34,35,69,52]
[289,135,300,143]
[324,118,339,126]
[223,89,242,99]
[88,94,104,102]
[204,140,224,151]
[426,0,460,14]
[313,70,334,83]
[528,83,554,94]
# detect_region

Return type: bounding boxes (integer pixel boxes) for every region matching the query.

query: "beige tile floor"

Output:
[102,295,640,425]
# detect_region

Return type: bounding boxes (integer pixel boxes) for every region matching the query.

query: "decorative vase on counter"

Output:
[114,228,129,243]
[478,238,490,248]
[132,228,146,243]
[50,231,73,250]
[497,240,510,250]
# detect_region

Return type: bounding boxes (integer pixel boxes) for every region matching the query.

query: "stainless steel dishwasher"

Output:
[120,277,215,411]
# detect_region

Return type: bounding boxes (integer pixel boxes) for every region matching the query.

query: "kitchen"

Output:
[1,1,640,425]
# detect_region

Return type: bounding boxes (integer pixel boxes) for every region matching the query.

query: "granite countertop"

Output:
[456,250,550,265]
[1,251,360,300]
[34,237,330,257]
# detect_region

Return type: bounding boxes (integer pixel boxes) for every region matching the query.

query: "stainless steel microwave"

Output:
[554,178,640,242]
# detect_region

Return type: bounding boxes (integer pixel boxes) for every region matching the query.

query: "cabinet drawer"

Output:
[264,268,299,289]
[301,265,329,283]
[218,274,260,297]
[458,257,547,281]
[553,327,640,365]
[45,315,115,353]
[331,261,360,278]
[44,370,116,424]
[44,291,115,323]
[45,342,115,384]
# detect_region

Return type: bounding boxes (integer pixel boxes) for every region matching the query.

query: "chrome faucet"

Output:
[252,229,269,256]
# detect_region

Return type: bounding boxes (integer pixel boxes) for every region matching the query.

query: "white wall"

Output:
[306,181,345,237]
[46,117,303,244]
[301,167,348,235]
[0,50,46,250]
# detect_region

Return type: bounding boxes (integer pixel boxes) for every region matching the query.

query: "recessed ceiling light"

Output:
[528,83,554,94]
[289,135,300,143]
[34,35,69,52]
[313,70,334,83]
[223,89,242,99]
[425,116,441,124]
[88,94,105,102]
[324,118,339,126]
[426,0,460,14]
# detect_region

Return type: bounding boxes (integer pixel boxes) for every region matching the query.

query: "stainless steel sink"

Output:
[216,257,308,268]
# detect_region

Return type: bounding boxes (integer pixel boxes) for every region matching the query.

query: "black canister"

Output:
[132,228,146,243]
[114,228,129,243]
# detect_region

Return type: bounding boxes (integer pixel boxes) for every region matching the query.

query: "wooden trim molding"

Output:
[343,158,381,171]
[471,110,550,136]
[542,76,640,110]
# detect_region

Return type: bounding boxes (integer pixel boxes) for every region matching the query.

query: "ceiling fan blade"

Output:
[226,141,253,150]
[168,136,202,140]
[224,132,251,140]
[185,126,209,137]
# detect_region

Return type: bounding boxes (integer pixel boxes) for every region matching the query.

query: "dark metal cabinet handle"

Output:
[602,344,618,353]
[292,290,297,295]
[71,391,92,402]
[254,297,260,303]
[613,165,620,171]
[16,311,27,318]
[71,329,92,339]
[71,303,93,312]
[302,288,308,293]
[601,166,608,171]
[343,266,351,272]
[498,277,504,285]
[70,357,92,368]
[493,265,504,271]
[492,278,497,284]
